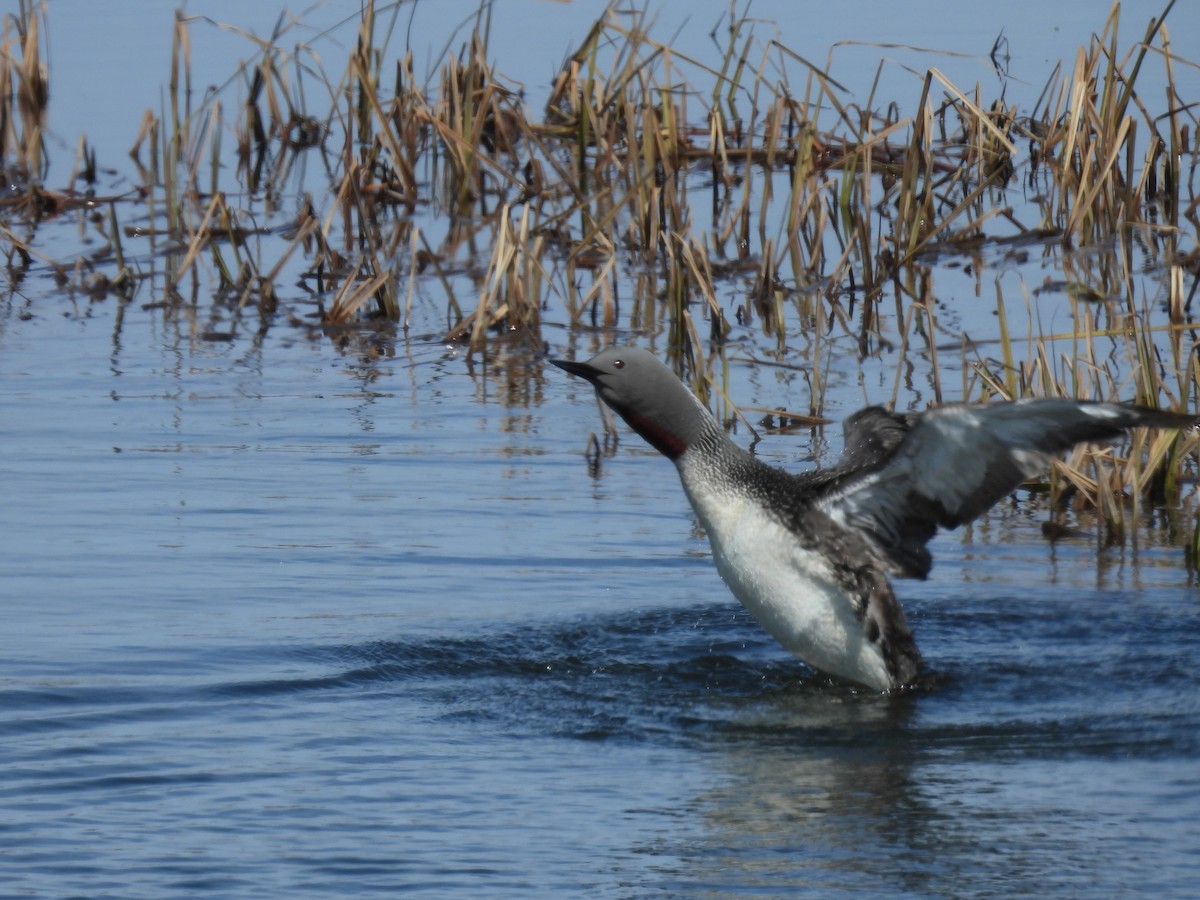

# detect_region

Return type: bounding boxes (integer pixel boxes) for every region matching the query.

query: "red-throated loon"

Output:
[553,346,1197,691]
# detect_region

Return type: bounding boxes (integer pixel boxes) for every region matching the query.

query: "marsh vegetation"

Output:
[2,0,1198,544]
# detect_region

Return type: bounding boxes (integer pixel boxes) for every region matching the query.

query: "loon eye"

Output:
[613,359,625,370]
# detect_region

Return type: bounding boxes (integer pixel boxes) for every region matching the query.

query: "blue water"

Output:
[3,301,1199,897]
[4,0,1200,896]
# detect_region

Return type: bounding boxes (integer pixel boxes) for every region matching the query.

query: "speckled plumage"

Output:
[552,346,1197,691]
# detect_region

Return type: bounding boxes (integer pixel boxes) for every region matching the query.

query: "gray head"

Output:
[550,346,717,459]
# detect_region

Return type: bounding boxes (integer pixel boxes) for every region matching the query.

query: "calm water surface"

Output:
[4,282,1200,898]
[4,1,1200,897]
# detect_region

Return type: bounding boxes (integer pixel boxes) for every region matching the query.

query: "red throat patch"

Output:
[623,410,687,459]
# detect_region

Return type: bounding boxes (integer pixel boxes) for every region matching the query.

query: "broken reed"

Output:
[1,0,1198,519]
[6,1,1194,342]
[345,0,1197,524]
[0,1,48,181]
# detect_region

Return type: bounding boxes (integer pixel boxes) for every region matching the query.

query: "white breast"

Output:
[677,465,893,690]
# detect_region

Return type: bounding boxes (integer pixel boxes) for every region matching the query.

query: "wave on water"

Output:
[7,589,1197,759]
[295,590,1200,757]
[286,604,924,746]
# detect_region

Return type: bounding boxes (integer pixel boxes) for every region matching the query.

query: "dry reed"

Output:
[0,0,1197,528]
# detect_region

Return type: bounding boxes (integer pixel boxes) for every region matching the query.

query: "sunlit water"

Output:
[4,1,1200,897]
[4,277,1200,898]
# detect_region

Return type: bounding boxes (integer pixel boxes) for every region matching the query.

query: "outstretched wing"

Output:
[821,399,1196,579]
[838,406,916,470]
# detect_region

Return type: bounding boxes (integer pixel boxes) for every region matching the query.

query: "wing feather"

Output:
[822,400,1196,579]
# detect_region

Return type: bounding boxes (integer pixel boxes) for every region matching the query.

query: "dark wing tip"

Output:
[1120,405,1200,431]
